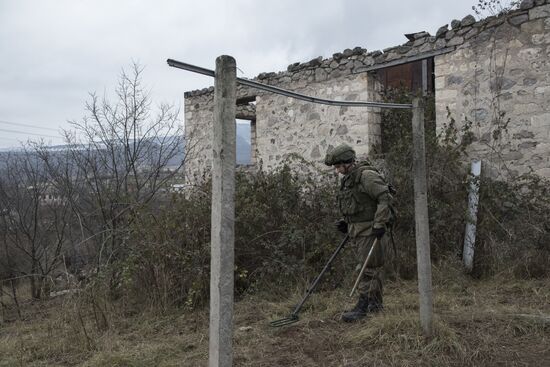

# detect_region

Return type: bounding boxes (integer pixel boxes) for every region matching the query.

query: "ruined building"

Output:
[184,1,550,179]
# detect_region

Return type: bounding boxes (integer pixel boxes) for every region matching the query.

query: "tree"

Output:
[471,0,520,19]
[0,148,73,299]
[41,63,190,283]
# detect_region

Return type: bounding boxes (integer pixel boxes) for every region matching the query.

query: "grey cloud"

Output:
[0,0,478,149]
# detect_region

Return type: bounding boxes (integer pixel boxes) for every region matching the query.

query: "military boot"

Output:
[366,299,383,313]
[341,294,369,322]
[366,291,383,313]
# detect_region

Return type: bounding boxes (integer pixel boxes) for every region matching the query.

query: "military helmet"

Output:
[324,143,356,166]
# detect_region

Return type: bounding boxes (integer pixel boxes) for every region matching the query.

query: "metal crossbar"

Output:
[167,59,413,110]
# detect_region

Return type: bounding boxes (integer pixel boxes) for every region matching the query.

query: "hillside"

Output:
[0,126,252,170]
[1,263,548,366]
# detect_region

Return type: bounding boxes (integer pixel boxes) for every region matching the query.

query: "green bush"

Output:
[380,89,549,279]
[113,161,347,311]
[475,170,550,278]
[379,91,472,279]
[88,90,549,315]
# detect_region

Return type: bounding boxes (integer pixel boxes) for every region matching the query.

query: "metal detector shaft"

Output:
[290,234,350,316]
[349,237,379,297]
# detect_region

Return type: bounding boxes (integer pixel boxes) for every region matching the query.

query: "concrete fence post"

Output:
[209,55,236,367]
[463,159,481,273]
[412,97,434,337]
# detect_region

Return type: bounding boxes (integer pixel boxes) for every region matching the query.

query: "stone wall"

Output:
[435,0,550,178]
[254,73,381,172]
[184,92,214,180]
[184,53,383,177]
[184,0,550,179]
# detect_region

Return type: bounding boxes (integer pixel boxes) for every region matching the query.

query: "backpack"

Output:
[352,161,397,227]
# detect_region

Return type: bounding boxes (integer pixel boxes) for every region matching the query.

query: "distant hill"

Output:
[0,128,252,169]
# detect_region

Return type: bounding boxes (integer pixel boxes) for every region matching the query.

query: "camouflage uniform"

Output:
[339,162,392,307]
[325,143,393,321]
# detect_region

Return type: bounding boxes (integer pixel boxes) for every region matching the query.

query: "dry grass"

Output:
[0,261,549,366]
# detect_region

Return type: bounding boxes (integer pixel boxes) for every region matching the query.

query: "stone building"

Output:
[184,0,550,179]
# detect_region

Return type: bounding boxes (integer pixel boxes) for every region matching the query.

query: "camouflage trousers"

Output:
[353,233,386,304]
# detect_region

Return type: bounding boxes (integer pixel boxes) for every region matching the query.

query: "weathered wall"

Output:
[435,1,550,178]
[184,50,383,177]
[184,0,550,179]
[254,73,381,171]
[184,92,214,180]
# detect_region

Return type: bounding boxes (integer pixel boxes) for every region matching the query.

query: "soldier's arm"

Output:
[361,170,392,229]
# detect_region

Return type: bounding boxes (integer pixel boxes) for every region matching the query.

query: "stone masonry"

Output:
[184,55,383,177]
[435,1,550,178]
[184,0,550,180]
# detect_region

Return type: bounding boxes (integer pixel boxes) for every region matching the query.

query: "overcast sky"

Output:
[0,0,484,149]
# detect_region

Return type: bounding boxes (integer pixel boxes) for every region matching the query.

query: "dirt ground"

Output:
[0,271,549,366]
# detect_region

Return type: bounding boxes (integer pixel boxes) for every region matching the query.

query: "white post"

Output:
[412,97,434,337]
[463,159,481,273]
[209,55,236,367]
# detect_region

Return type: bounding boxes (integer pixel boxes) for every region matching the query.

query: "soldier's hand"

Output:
[335,219,348,234]
[372,227,385,239]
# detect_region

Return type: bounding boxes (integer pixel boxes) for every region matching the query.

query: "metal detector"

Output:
[269,234,350,327]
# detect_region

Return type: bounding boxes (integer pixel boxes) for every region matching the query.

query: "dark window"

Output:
[376,58,434,94]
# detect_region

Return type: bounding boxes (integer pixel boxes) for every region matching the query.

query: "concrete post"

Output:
[412,97,434,337]
[209,55,236,367]
[463,159,481,273]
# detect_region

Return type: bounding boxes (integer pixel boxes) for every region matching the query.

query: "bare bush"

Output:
[0,148,73,300]
[40,63,189,288]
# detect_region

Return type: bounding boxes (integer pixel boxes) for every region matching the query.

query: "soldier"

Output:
[324,143,393,322]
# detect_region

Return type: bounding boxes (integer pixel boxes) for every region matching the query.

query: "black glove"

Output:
[335,219,348,234]
[372,227,385,239]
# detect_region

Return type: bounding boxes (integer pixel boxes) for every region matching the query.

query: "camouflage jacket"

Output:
[337,162,393,237]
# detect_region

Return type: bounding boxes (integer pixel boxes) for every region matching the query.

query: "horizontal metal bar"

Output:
[167,59,215,78]
[167,58,413,109]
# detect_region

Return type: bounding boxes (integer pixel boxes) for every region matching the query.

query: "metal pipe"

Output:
[167,58,413,109]
[349,237,378,297]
